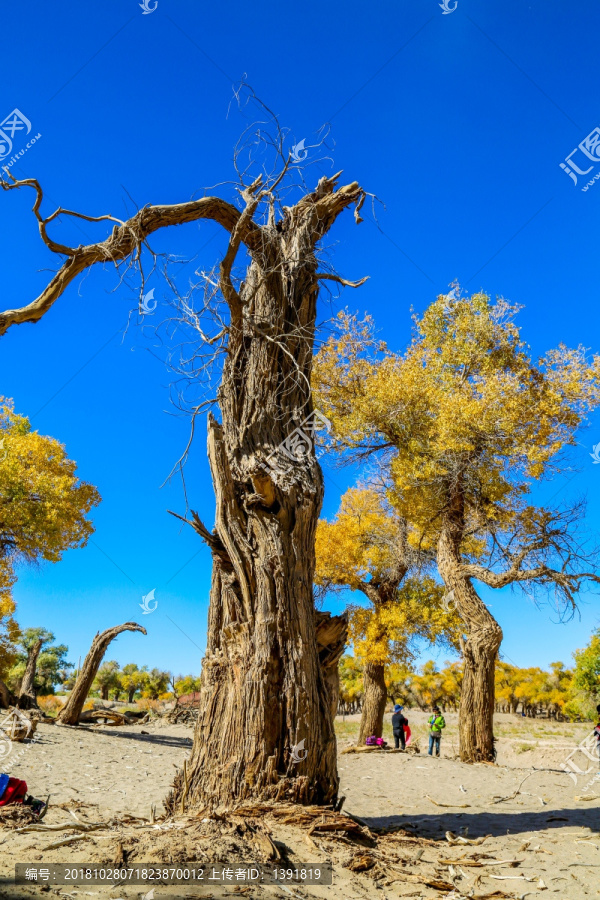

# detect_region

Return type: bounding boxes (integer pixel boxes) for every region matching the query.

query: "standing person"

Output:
[391,704,408,750]
[595,704,600,768]
[428,706,446,757]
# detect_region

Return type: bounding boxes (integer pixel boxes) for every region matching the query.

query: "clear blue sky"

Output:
[1,0,600,676]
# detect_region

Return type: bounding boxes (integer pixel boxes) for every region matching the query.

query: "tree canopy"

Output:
[0,398,100,604]
[314,296,600,600]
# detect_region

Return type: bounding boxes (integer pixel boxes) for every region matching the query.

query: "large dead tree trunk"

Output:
[17,638,43,709]
[165,175,364,812]
[437,495,502,763]
[57,623,146,725]
[0,165,364,809]
[358,662,387,743]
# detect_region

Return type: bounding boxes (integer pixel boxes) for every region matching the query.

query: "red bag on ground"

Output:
[0,777,28,806]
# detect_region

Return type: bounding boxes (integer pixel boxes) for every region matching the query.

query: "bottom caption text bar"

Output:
[16,863,333,885]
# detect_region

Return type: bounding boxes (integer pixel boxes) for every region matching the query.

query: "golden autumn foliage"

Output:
[314,295,600,551]
[0,397,100,645]
[315,488,401,592]
[315,488,460,667]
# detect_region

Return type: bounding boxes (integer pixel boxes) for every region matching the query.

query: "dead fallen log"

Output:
[78,710,133,726]
[341,744,420,755]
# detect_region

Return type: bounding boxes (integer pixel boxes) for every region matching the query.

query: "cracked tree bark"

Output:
[437,493,502,763]
[57,622,146,725]
[358,662,387,744]
[165,177,363,811]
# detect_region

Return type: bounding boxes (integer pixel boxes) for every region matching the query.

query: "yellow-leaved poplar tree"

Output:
[315,488,459,742]
[314,292,600,761]
[0,398,100,698]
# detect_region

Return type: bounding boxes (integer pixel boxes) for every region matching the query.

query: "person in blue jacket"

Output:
[391,704,408,750]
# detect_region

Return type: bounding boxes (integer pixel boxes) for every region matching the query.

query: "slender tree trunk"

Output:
[358,663,387,743]
[17,639,43,709]
[0,679,16,708]
[128,689,136,703]
[438,498,503,763]
[315,611,348,719]
[100,686,109,701]
[57,623,146,725]
[166,177,363,812]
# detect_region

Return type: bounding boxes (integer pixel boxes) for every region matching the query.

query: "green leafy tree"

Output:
[8,627,72,698]
[572,630,600,717]
[93,660,121,701]
[142,668,170,700]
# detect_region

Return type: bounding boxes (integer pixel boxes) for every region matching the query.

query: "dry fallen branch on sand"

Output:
[446,831,491,846]
[16,821,108,834]
[43,834,93,850]
[492,771,537,804]
[426,794,471,809]
[78,710,134,726]
[438,857,523,867]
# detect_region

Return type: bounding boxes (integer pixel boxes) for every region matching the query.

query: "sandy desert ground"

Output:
[0,711,598,900]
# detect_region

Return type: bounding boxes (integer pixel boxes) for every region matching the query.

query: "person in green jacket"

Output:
[428,706,445,757]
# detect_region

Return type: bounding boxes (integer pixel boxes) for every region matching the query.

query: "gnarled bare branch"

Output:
[316,273,369,289]
[0,176,264,336]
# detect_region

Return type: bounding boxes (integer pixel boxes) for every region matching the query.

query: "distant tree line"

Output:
[339,627,600,722]
[1,625,201,705]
